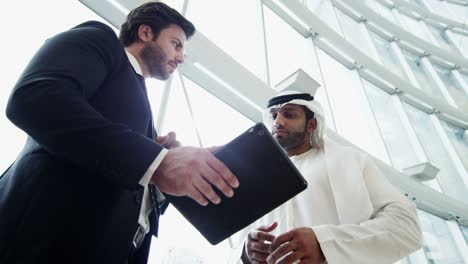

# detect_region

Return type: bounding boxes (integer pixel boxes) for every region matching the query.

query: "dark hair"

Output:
[301,106,315,121]
[119,2,195,46]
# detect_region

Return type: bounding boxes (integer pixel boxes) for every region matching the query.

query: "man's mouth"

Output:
[168,62,177,71]
[274,129,288,137]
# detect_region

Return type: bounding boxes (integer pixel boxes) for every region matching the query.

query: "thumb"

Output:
[156,135,169,145]
[166,131,176,141]
[258,222,278,233]
[206,145,223,153]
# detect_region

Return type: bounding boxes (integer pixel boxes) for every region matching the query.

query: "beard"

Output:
[140,43,171,80]
[274,124,308,151]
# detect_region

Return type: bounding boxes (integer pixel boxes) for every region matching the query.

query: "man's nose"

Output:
[273,115,284,127]
[175,51,184,65]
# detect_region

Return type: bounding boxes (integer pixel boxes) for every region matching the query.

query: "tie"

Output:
[148,184,169,237]
[136,74,156,139]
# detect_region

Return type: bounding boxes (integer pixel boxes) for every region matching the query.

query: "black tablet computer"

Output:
[165,123,308,245]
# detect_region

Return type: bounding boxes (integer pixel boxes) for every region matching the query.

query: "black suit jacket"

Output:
[0,21,165,264]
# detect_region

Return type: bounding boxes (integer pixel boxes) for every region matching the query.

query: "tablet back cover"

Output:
[166,123,308,245]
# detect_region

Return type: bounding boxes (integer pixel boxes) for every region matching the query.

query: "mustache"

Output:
[272,126,289,134]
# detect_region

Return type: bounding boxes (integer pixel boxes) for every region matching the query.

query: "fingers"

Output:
[249,229,276,243]
[246,229,275,263]
[268,228,319,264]
[163,132,176,148]
[270,231,294,253]
[249,250,270,262]
[206,151,239,189]
[187,185,209,206]
[192,173,221,204]
[258,222,278,233]
[155,135,168,146]
[247,239,271,259]
[250,241,271,253]
[203,147,239,199]
[189,150,238,199]
[166,131,176,142]
[267,242,295,264]
[153,146,239,206]
[172,140,182,148]
[199,163,234,198]
[156,131,179,149]
[276,251,301,264]
[190,149,237,202]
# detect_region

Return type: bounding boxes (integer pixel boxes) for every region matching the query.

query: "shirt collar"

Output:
[125,49,144,77]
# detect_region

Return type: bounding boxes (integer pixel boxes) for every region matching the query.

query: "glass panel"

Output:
[161,0,185,13]
[263,5,322,87]
[401,210,467,264]
[400,49,446,98]
[159,74,199,145]
[450,33,468,56]
[263,4,336,131]
[444,2,468,22]
[398,13,431,40]
[424,0,456,20]
[399,248,429,264]
[440,120,468,175]
[334,7,380,61]
[186,0,268,82]
[460,225,468,245]
[304,0,343,35]
[404,103,468,202]
[151,204,232,263]
[409,0,428,9]
[369,31,408,79]
[316,48,390,162]
[362,79,421,170]
[401,210,465,264]
[0,1,112,172]
[427,25,455,51]
[424,0,442,11]
[368,0,401,25]
[146,79,166,124]
[433,65,468,112]
[463,73,468,86]
[181,77,255,146]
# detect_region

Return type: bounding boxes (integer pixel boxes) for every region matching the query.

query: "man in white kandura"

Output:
[236,90,422,264]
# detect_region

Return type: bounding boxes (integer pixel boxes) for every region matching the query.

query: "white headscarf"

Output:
[262,90,325,149]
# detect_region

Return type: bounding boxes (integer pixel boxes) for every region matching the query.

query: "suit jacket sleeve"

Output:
[6,22,164,189]
[313,155,423,264]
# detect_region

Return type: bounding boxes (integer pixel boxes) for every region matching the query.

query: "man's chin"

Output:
[151,72,171,81]
[275,137,287,146]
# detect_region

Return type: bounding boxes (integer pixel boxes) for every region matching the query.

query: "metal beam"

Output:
[80,0,468,225]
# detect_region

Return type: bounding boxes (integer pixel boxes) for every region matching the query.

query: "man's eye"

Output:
[270,114,277,120]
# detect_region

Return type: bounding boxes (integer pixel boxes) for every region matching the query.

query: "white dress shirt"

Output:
[126,50,168,236]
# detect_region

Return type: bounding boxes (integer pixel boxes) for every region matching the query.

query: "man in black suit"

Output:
[0,2,239,264]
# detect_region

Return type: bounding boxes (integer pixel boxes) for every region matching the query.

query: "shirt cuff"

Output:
[139,148,168,187]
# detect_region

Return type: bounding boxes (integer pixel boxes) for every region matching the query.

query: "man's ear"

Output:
[307,118,317,134]
[137,24,154,42]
